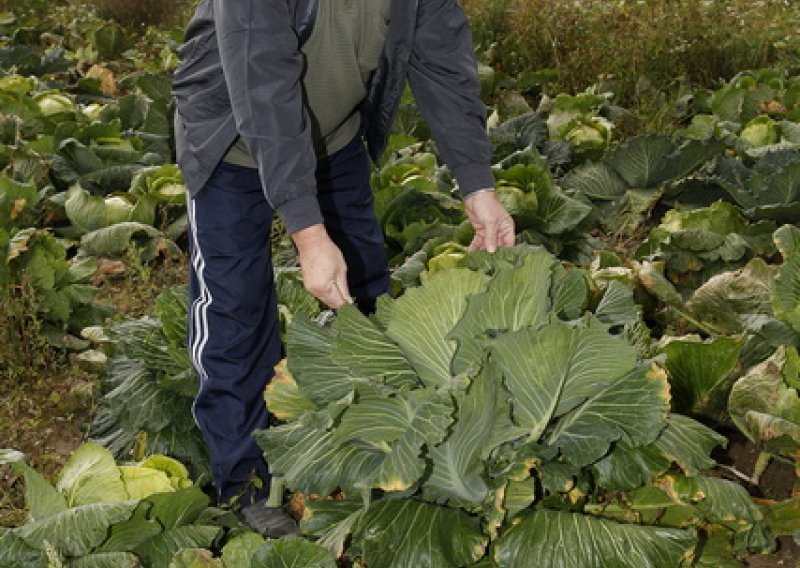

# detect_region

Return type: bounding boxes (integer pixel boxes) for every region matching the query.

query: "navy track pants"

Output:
[188,135,389,505]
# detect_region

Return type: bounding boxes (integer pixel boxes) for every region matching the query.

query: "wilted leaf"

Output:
[168,548,223,568]
[728,346,800,458]
[264,360,317,421]
[773,224,800,333]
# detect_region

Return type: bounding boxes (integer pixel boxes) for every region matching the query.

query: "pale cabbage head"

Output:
[104,196,136,225]
[81,102,107,121]
[35,92,74,117]
[563,116,613,160]
[740,116,780,147]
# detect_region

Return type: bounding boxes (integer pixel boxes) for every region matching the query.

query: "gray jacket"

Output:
[172,0,494,233]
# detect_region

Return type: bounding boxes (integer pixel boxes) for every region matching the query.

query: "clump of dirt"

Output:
[746,537,800,568]
[715,427,796,500]
[94,252,188,318]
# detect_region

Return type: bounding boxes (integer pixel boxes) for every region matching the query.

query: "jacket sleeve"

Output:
[406,0,495,197]
[212,0,322,233]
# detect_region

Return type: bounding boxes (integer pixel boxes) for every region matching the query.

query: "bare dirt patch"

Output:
[0,369,96,526]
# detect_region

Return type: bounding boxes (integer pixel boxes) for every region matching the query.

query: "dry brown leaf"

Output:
[90,258,127,284]
[85,64,118,97]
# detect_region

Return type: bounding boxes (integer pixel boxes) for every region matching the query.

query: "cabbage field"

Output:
[0,2,799,567]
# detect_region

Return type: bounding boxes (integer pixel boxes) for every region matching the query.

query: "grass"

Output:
[82,0,194,27]
[0,0,193,27]
[463,0,800,123]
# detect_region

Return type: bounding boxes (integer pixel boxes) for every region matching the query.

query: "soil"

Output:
[0,368,96,526]
[713,426,800,567]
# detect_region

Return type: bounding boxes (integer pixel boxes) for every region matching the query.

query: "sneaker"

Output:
[237,499,299,538]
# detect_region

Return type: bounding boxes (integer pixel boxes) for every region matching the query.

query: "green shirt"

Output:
[224,0,391,167]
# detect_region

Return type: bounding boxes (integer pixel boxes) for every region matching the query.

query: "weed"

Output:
[0,280,67,384]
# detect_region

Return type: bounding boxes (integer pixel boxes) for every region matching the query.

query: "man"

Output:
[172,0,514,535]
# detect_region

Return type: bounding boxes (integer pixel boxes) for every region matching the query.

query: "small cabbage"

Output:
[119,465,175,500]
[81,102,106,121]
[66,185,155,233]
[0,74,34,95]
[130,164,188,204]
[140,454,192,489]
[545,92,609,139]
[740,116,780,147]
[562,116,613,161]
[681,114,719,141]
[427,242,467,275]
[119,454,193,499]
[496,184,539,229]
[35,92,73,117]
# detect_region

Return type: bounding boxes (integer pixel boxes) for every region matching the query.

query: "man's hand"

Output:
[464,189,515,252]
[292,225,353,309]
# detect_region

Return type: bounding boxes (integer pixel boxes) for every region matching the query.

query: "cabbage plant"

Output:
[560,134,725,234]
[89,286,210,479]
[34,91,74,118]
[708,150,800,225]
[773,225,800,334]
[709,69,800,125]
[635,201,776,289]
[729,347,800,466]
[256,246,771,567]
[65,184,156,233]
[5,228,107,347]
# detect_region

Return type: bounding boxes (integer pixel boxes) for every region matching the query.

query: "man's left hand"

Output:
[464,189,515,252]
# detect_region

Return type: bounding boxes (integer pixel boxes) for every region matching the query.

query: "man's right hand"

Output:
[292,224,353,309]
